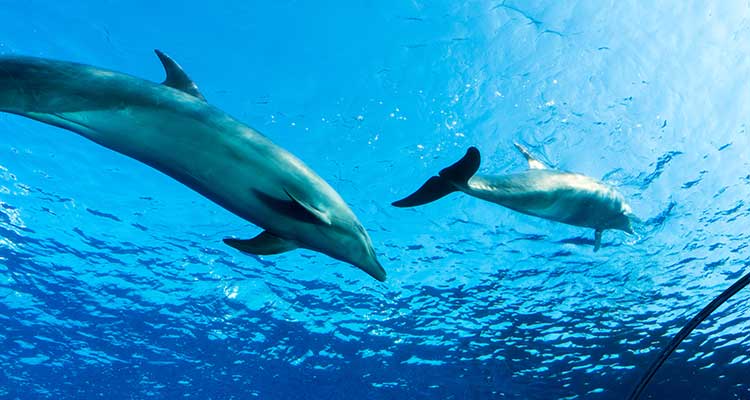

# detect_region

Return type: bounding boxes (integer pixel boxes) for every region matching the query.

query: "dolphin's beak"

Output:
[359,257,387,282]
[623,211,639,235]
[624,220,635,235]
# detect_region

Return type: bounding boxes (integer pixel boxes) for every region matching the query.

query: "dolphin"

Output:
[0,50,386,281]
[392,144,634,250]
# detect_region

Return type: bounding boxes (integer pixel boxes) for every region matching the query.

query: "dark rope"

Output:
[628,270,750,399]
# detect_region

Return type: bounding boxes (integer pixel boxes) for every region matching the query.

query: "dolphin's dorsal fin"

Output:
[224,231,297,255]
[154,49,206,101]
[285,189,333,225]
[513,142,547,170]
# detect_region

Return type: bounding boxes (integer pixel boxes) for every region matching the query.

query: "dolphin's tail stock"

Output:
[392,147,480,207]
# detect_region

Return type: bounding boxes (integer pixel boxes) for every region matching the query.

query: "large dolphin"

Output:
[0,50,386,281]
[392,144,634,250]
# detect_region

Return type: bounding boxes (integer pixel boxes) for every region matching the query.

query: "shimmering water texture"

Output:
[1,1,750,399]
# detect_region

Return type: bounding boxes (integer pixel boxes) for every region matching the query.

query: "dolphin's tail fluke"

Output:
[392,147,480,207]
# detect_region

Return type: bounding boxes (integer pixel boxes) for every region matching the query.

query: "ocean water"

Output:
[1,1,750,399]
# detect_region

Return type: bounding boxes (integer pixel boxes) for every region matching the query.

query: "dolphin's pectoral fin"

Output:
[284,189,333,225]
[513,142,548,170]
[253,189,332,225]
[154,49,206,101]
[593,229,603,252]
[224,231,297,255]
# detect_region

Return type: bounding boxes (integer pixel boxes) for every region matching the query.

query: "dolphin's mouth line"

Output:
[50,112,97,132]
[22,111,100,139]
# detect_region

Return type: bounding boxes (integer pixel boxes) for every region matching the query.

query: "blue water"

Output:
[1,1,750,399]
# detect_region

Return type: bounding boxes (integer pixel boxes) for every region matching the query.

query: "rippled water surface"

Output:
[1,1,750,399]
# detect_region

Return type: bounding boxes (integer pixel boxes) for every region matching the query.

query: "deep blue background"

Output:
[1,1,750,399]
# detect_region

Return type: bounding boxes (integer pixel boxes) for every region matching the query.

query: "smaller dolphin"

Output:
[392,144,634,250]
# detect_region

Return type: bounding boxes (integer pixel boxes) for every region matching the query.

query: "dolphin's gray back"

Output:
[0,56,206,116]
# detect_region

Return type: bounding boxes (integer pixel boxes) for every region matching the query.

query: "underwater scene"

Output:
[1,1,750,399]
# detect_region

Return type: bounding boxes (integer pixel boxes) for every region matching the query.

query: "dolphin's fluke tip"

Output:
[391,176,454,208]
[391,199,408,208]
[464,146,480,160]
[392,148,480,208]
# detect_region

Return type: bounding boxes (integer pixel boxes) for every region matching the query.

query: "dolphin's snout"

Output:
[360,257,386,282]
